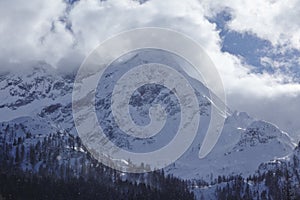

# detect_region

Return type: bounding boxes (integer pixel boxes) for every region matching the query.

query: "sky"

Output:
[0,0,300,140]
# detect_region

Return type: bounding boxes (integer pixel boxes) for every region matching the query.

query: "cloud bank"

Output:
[1,0,300,139]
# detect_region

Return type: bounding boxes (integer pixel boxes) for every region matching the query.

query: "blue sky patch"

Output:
[209,10,300,82]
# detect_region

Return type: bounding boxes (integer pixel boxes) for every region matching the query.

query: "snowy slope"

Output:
[166,114,296,181]
[0,61,73,122]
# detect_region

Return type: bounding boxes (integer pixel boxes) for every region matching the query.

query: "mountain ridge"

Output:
[0,57,298,199]
[0,58,296,179]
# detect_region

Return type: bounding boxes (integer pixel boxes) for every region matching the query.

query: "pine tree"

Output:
[15,145,19,163]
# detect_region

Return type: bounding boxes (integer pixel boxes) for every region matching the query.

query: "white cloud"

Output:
[68,0,220,56]
[202,0,300,49]
[0,0,72,67]
[0,0,300,139]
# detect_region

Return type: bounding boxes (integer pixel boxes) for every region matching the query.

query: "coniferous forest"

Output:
[0,129,194,200]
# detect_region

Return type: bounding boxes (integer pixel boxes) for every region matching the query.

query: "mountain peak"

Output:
[236,120,290,148]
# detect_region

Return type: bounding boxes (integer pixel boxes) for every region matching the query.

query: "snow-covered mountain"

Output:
[0,52,297,181]
[0,52,299,200]
[191,144,300,199]
[166,113,296,181]
[0,61,73,122]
